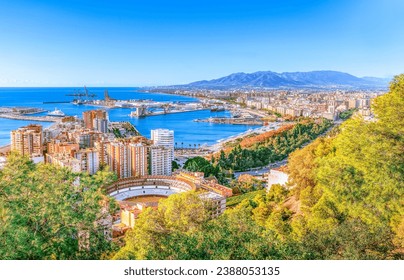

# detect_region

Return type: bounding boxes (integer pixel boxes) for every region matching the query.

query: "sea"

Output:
[0,87,260,147]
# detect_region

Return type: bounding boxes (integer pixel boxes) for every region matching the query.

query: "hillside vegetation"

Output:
[115,75,404,260]
[0,155,118,260]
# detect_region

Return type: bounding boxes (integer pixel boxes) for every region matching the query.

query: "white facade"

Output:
[150,129,174,173]
[93,118,108,133]
[74,149,100,175]
[151,129,174,149]
[150,146,172,176]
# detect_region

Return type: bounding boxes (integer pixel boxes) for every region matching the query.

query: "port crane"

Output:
[66,86,97,105]
[65,86,96,98]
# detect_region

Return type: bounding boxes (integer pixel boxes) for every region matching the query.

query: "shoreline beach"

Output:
[0,144,10,155]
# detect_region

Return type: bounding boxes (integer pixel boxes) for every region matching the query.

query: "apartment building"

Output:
[10,124,43,157]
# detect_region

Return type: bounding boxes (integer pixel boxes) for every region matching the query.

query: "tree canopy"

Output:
[0,153,118,260]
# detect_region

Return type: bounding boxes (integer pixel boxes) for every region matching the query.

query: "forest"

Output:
[183,118,332,186]
[215,118,332,172]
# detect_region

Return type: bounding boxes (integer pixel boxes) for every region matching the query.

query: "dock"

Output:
[131,108,208,118]
[0,106,62,122]
[194,117,263,125]
[0,113,61,122]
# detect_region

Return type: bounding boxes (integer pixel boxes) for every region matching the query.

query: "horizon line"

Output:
[0,69,397,89]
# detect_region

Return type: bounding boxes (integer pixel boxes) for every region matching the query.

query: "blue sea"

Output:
[0,87,259,147]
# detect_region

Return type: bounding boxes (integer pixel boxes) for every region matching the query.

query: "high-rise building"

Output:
[107,141,131,179]
[96,138,149,179]
[93,118,108,133]
[150,129,174,175]
[74,148,100,175]
[83,110,108,130]
[150,146,172,176]
[129,143,148,177]
[151,129,174,149]
[10,124,43,157]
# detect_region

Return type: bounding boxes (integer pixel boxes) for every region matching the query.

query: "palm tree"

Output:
[175,142,177,149]
[194,144,196,149]
[188,144,191,149]
[181,142,184,149]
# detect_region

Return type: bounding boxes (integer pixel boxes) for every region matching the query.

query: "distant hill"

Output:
[176,70,389,89]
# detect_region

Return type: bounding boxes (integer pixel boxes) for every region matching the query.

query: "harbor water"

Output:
[0,87,260,147]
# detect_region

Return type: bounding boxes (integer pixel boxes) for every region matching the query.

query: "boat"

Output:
[72,99,83,105]
[129,111,137,117]
[48,108,65,117]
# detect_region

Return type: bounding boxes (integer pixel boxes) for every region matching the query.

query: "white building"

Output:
[151,129,174,149]
[10,124,43,157]
[150,129,174,175]
[150,146,172,176]
[93,118,108,133]
[74,148,100,175]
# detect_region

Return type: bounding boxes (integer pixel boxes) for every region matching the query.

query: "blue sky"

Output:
[0,0,403,86]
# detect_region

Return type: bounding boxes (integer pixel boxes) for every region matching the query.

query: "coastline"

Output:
[207,123,280,152]
[0,144,10,155]
[0,88,262,148]
[174,122,280,165]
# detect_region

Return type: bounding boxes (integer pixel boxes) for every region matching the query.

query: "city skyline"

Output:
[0,0,403,86]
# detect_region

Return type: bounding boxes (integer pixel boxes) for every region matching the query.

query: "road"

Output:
[234,159,288,178]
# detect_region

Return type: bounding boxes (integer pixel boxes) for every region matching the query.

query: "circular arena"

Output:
[104,175,197,201]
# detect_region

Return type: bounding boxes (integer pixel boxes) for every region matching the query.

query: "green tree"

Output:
[0,153,118,260]
[293,74,404,259]
[114,192,208,260]
[172,160,180,171]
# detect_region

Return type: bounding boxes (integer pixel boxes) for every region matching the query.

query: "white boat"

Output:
[48,108,65,117]
[72,99,83,105]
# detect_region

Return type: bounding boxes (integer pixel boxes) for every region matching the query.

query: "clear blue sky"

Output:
[0,0,403,86]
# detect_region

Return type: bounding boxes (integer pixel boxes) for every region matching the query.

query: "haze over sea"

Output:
[0,88,259,147]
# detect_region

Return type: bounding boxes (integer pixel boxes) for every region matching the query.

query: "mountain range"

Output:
[174,70,390,89]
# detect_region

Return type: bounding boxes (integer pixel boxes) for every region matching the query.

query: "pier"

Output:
[130,108,207,118]
[0,106,62,122]
[0,113,61,122]
[194,117,263,125]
